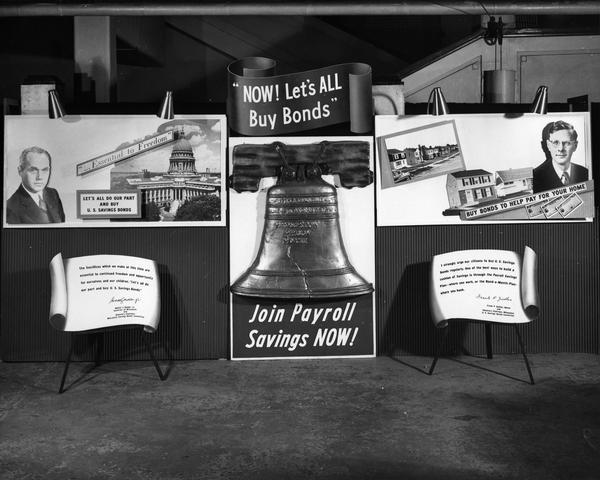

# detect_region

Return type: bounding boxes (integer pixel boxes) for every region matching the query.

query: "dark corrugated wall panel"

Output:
[3,219,599,360]
[376,217,600,356]
[2,220,599,360]
[1,228,229,361]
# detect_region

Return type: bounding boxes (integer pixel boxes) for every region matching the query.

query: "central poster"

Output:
[229,136,375,360]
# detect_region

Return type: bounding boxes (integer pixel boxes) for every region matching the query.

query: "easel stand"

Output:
[59,326,172,394]
[428,321,535,385]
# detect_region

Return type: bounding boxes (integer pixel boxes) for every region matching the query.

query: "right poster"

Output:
[375,112,593,225]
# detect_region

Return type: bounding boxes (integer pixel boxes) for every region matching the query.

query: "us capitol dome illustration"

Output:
[167,136,199,176]
[126,130,220,208]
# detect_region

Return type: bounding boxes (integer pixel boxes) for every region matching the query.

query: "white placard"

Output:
[49,253,160,332]
[430,247,539,327]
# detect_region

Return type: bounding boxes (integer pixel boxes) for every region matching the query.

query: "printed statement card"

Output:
[4,115,226,228]
[375,113,593,225]
[49,253,160,332]
[229,136,376,360]
[430,247,539,327]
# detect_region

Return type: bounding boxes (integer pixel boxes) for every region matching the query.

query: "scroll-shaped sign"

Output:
[430,247,539,327]
[227,57,372,135]
[76,131,176,176]
[49,253,160,332]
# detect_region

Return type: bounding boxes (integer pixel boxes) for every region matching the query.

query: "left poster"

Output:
[3,115,227,227]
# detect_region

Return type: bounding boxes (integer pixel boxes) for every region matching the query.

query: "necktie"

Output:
[39,197,48,211]
[561,172,570,185]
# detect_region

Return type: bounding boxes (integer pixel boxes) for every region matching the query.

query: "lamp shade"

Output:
[483,70,516,103]
[427,87,450,115]
[157,90,174,119]
[48,89,66,119]
[530,86,548,114]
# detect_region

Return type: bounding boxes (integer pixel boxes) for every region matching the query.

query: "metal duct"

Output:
[1,1,600,17]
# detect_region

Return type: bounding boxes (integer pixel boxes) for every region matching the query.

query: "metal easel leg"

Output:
[428,326,449,375]
[140,330,167,381]
[485,323,493,359]
[59,335,75,394]
[514,325,535,385]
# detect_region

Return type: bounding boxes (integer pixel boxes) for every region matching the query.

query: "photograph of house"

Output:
[446,167,535,211]
[379,119,464,188]
[446,169,497,208]
[495,167,533,197]
[387,148,408,169]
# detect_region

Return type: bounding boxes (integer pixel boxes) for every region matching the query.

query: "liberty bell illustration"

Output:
[231,142,373,299]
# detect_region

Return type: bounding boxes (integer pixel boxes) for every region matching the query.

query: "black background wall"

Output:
[376,102,600,357]
[377,221,599,357]
[1,228,229,360]
[1,103,598,360]
[1,103,230,361]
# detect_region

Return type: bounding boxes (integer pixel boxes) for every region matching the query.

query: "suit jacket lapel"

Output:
[43,190,60,222]
[573,165,587,184]
[18,185,49,223]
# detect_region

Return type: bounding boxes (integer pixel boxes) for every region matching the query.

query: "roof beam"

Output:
[1,2,600,17]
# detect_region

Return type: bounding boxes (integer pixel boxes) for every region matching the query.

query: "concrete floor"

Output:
[1,354,599,480]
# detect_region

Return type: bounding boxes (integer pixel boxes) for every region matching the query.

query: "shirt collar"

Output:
[22,185,44,205]
[552,161,571,181]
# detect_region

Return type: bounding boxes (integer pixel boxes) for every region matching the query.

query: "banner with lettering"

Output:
[375,112,594,225]
[3,115,227,228]
[227,57,372,135]
[231,296,374,359]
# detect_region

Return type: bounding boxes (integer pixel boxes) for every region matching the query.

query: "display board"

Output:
[229,136,376,360]
[375,113,593,225]
[2,99,598,362]
[3,115,227,227]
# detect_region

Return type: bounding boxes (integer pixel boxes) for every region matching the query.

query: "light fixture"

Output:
[48,89,66,119]
[483,16,504,46]
[157,90,174,119]
[530,86,548,114]
[482,15,516,104]
[427,87,450,115]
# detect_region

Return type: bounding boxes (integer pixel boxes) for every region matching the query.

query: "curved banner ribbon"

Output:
[227,57,372,135]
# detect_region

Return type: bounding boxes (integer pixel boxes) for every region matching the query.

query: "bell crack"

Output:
[286,246,312,295]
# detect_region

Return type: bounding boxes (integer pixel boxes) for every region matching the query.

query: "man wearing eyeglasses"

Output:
[532,120,588,193]
[6,146,65,224]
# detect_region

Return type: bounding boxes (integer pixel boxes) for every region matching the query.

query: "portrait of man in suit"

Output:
[532,120,588,193]
[6,146,65,224]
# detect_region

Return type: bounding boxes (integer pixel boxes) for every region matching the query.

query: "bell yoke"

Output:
[231,142,373,299]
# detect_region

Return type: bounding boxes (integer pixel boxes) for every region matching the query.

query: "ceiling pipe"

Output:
[1,1,600,16]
